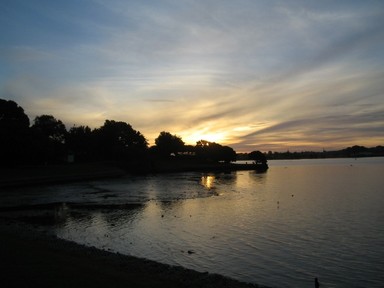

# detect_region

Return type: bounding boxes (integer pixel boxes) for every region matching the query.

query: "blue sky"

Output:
[1,0,384,152]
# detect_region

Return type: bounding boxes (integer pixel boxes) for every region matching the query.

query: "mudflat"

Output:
[0,221,264,288]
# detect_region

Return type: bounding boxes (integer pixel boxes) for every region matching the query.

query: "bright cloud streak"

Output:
[1,0,384,152]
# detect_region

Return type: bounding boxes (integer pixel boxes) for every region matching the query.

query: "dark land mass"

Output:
[148,158,268,174]
[0,163,126,188]
[0,160,267,188]
[260,145,384,160]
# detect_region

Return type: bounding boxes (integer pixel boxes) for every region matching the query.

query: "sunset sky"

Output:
[1,0,384,152]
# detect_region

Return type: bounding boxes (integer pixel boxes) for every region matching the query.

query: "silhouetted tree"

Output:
[32,115,67,143]
[195,140,213,160]
[195,140,236,163]
[220,145,237,163]
[343,145,368,157]
[0,99,30,166]
[371,146,384,156]
[31,115,68,163]
[94,120,148,161]
[66,125,94,162]
[249,150,267,165]
[0,99,30,130]
[183,144,196,155]
[154,131,185,157]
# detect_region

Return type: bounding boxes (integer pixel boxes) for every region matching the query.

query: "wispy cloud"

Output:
[1,0,384,151]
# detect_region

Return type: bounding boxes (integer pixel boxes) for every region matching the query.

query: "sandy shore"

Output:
[0,219,266,288]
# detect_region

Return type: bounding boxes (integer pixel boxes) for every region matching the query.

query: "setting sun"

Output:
[182,131,227,145]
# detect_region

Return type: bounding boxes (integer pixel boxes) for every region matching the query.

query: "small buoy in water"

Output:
[187,250,195,254]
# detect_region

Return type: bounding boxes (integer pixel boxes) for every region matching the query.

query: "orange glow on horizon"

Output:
[181,131,228,145]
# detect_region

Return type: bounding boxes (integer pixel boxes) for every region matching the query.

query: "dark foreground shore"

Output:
[0,220,266,288]
[0,163,126,188]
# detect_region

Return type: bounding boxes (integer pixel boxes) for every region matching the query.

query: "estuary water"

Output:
[2,158,384,287]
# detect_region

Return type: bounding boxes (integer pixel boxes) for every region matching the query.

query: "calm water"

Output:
[2,158,384,287]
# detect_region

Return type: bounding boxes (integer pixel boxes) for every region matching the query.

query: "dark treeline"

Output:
[259,146,384,160]
[2,99,265,170]
[238,146,384,161]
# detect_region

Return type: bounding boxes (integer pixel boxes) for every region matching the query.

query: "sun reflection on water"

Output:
[201,175,215,189]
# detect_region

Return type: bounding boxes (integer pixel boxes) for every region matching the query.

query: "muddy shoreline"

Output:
[0,219,266,288]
